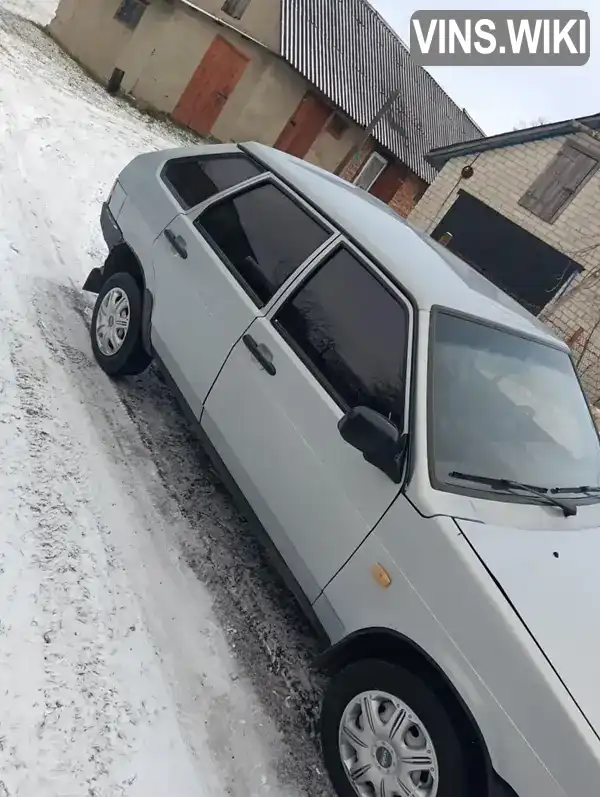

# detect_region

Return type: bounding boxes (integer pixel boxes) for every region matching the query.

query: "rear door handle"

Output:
[243,334,276,376]
[164,228,188,259]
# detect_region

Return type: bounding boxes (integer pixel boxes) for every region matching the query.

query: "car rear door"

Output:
[150,155,333,418]
[202,242,414,602]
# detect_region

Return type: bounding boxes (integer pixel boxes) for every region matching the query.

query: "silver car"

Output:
[84,142,600,797]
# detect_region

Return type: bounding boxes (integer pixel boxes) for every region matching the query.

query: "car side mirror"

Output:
[338,406,407,483]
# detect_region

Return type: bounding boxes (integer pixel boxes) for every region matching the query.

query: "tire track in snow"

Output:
[0,276,146,795]
[0,275,279,797]
[8,346,137,795]
[0,186,289,795]
[31,274,333,797]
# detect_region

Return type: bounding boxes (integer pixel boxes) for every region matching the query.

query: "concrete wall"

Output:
[120,5,316,148]
[305,117,364,175]
[49,0,134,82]
[407,134,600,400]
[50,0,281,73]
[115,2,178,101]
[48,0,358,170]
[187,0,282,52]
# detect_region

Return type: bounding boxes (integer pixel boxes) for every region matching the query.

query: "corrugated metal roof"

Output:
[280,0,484,183]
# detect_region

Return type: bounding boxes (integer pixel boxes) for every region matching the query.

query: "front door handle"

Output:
[164,228,188,259]
[243,334,276,376]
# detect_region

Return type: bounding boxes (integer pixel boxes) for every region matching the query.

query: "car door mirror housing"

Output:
[338,406,407,483]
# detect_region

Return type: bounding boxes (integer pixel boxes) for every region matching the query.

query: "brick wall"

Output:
[340,138,428,218]
[389,172,428,218]
[407,133,600,402]
[340,141,374,183]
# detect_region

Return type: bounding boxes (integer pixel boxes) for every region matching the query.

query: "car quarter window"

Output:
[194,183,331,307]
[162,154,264,210]
[274,248,410,428]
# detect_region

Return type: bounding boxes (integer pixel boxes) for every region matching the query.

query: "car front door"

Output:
[202,243,414,602]
[150,154,333,418]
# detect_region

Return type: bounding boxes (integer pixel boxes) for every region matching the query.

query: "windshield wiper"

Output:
[550,485,600,496]
[449,471,577,517]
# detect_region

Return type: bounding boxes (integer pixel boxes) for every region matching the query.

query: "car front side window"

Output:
[194,183,332,307]
[274,247,411,429]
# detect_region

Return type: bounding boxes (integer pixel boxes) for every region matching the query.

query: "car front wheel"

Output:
[321,659,470,797]
[90,272,151,377]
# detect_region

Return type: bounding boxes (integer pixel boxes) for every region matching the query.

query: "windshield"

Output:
[429,311,600,494]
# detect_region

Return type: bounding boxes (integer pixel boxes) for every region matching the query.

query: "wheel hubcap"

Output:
[338,690,439,797]
[96,287,130,357]
[375,743,395,769]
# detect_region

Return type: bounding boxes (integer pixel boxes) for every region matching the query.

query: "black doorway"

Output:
[432,190,581,314]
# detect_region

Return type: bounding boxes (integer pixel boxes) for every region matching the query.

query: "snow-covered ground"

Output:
[1,0,53,23]
[0,3,331,796]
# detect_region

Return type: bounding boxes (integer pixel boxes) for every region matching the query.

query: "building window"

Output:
[519,140,599,223]
[114,0,148,29]
[353,152,387,191]
[222,0,251,20]
[327,114,349,140]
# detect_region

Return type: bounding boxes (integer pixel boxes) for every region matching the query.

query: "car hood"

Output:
[456,518,600,736]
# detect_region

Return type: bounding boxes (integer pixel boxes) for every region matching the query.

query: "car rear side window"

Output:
[274,248,410,427]
[195,183,331,307]
[162,154,264,209]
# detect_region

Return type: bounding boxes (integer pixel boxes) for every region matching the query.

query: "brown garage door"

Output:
[173,36,249,136]
[275,92,331,158]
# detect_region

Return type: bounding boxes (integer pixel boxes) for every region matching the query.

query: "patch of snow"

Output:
[1,0,56,24]
[0,6,330,797]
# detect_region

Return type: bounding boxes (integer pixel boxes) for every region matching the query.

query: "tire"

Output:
[90,272,152,377]
[321,659,471,797]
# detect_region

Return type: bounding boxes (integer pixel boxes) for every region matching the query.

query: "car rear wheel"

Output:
[91,272,151,377]
[321,659,470,797]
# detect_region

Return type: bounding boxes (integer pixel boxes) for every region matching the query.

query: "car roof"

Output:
[240,142,566,350]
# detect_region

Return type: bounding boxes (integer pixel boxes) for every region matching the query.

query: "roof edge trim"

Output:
[426,112,600,167]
